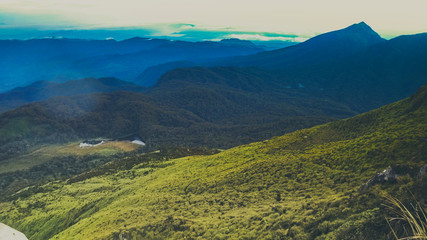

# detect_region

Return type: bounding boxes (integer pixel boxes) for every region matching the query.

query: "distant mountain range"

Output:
[206,22,385,69]
[137,22,425,97]
[0,22,425,157]
[0,38,264,92]
[3,22,426,113]
[190,22,426,112]
[67,39,264,84]
[136,22,386,86]
[279,32,427,112]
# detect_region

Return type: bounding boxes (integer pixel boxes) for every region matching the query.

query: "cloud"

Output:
[1,0,427,37]
[170,23,195,30]
[224,34,309,42]
[166,26,309,42]
[0,18,309,43]
[141,23,197,38]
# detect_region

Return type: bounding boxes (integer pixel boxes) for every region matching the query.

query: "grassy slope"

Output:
[0,141,140,174]
[0,84,425,240]
[0,140,146,202]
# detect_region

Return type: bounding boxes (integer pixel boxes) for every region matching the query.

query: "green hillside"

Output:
[0,67,355,161]
[0,140,145,199]
[0,68,356,200]
[0,84,425,239]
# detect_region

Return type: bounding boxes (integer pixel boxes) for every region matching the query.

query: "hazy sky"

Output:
[1,0,426,39]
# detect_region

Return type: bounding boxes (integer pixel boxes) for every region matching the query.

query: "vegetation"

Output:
[0,74,353,203]
[0,141,140,174]
[0,141,143,200]
[0,83,425,239]
[385,194,427,240]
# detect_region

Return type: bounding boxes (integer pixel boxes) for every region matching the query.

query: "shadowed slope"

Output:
[0,78,146,113]
[209,22,385,69]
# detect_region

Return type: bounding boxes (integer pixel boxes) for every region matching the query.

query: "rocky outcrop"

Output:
[418,164,427,178]
[360,166,398,191]
[0,223,28,240]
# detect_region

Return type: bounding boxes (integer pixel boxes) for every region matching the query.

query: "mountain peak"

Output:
[302,21,385,49]
[345,21,377,34]
[221,21,387,69]
[219,38,257,47]
[120,37,150,42]
[356,21,368,27]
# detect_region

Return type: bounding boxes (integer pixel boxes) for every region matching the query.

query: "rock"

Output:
[0,223,28,240]
[131,137,145,146]
[79,140,105,148]
[360,166,398,191]
[418,164,427,178]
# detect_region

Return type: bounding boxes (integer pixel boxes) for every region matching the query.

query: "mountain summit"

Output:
[303,21,384,48]
[212,22,385,69]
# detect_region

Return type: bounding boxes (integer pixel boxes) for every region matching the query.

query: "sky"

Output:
[0,0,426,40]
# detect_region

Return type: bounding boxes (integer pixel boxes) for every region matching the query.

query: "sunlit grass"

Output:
[0,86,425,239]
[385,194,427,240]
[0,141,141,174]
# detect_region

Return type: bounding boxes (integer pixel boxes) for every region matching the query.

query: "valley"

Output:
[0,21,425,240]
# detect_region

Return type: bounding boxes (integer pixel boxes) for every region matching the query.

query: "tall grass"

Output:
[385,194,427,239]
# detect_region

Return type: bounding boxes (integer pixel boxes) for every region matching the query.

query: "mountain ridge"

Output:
[137,22,388,86]
[0,37,265,92]
[279,32,427,112]
[205,21,385,69]
[0,77,146,113]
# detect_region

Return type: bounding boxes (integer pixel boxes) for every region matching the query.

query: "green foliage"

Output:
[0,141,144,200]
[0,84,425,239]
[385,193,427,239]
